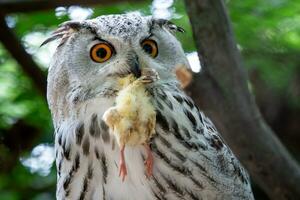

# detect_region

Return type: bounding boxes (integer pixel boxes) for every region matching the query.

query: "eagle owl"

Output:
[44,13,254,200]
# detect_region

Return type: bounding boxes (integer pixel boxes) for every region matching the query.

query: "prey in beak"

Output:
[128,55,159,83]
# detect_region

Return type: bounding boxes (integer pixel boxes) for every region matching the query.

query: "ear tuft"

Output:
[40,21,82,47]
[151,18,185,34]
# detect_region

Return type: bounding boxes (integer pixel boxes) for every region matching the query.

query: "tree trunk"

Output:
[184,0,300,199]
[0,15,47,96]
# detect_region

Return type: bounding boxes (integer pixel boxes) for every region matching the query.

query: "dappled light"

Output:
[20,144,55,177]
[186,52,201,73]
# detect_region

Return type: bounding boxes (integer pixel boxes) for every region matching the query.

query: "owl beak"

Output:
[129,57,142,78]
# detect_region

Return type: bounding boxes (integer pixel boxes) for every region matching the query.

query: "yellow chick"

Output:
[102,69,159,181]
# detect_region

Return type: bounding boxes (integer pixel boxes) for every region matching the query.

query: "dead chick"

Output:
[102,69,159,181]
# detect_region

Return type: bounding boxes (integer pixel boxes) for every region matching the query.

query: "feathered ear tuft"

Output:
[40,21,82,47]
[151,19,185,34]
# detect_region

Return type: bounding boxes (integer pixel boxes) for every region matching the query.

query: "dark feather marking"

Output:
[157,134,185,161]
[74,153,80,170]
[58,157,63,176]
[232,159,248,184]
[55,126,61,134]
[64,153,80,197]
[151,176,167,200]
[152,175,166,193]
[62,138,71,161]
[153,192,166,200]
[156,88,173,110]
[197,110,205,125]
[152,141,189,175]
[101,154,108,184]
[100,119,108,131]
[100,120,110,143]
[78,164,93,200]
[197,150,213,162]
[58,133,63,146]
[157,135,171,148]
[146,87,155,97]
[189,159,207,173]
[184,108,197,128]
[165,119,198,151]
[189,159,220,188]
[173,94,183,104]
[216,154,230,174]
[160,173,184,197]
[197,141,208,151]
[95,148,100,159]
[156,123,198,151]
[82,137,90,156]
[156,88,167,100]
[190,176,204,189]
[55,149,58,159]
[196,127,205,135]
[170,148,186,162]
[181,126,191,139]
[209,135,224,151]
[184,97,195,109]
[171,117,180,133]
[151,142,171,164]
[164,98,174,110]
[75,122,85,145]
[111,138,115,150]
[156,110,169,132]
[63,145,71,160]
[186,190,202,200]
[156,100,164,110]
[89,114,101,138]
[102,186,106,200]
[64,176,72,197]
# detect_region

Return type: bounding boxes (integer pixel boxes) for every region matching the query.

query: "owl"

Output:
[44,13,254,200]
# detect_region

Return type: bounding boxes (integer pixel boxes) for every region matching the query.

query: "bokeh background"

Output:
[0,0,299,199]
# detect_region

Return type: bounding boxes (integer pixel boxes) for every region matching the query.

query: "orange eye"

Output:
[141,39,158,58]
[90,43,113,63]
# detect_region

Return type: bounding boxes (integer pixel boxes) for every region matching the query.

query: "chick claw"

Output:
[144,144,154,178]
[139,68,159,84]
[119,145,127,182]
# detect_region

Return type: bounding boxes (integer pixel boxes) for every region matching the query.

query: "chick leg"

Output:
[119,145,127,182]
[144,144,154,178]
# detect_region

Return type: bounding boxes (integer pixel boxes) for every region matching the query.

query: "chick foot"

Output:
[144,144,154,178]
[119,145,127,182]
[139,68,159,84]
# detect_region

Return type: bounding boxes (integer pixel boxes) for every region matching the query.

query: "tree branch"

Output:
[184,0,300,199]
[0,0,139,14]
[0,15,47,96]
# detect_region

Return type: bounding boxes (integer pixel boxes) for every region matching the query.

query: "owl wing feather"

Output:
[148,82,254,199]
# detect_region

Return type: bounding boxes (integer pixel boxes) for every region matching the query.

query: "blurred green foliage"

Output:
[229,0,300,107]
[0,0,299,199]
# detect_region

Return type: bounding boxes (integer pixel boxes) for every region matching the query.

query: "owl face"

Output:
[46,13,190,122]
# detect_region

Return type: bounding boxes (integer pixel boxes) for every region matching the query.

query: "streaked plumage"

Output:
[45,13,254,200]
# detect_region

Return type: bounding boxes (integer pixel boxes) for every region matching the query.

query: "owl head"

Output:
[43,12,190,125]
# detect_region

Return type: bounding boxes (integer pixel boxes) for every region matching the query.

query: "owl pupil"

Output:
[97,48,107,58]
[143,44,153,54]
